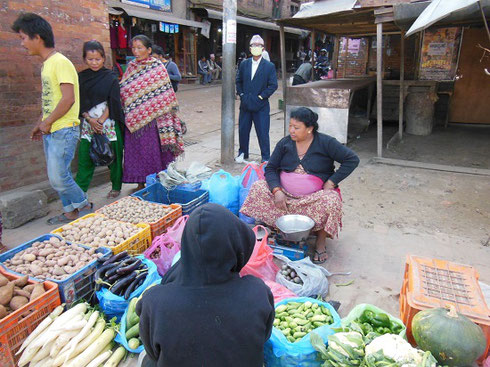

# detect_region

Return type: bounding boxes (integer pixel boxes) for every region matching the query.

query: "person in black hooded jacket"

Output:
[136,203,275,367]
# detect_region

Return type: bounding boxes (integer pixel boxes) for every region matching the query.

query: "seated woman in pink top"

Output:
[240,107,359,264]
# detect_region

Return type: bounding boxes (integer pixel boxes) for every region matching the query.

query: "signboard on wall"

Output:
[122,0,171,12]
[159,22,178,33]
[419,27,462,81]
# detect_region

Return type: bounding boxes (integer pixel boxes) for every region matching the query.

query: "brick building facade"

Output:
[0,0,110,192]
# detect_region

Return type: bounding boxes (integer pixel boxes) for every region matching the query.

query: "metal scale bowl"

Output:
[263,215,315,261]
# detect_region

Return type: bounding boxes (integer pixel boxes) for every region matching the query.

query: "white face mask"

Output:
[250,46,263,57]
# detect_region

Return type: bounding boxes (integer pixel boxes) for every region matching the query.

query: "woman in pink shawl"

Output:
[120,35,184,191]
[240,107,359,264]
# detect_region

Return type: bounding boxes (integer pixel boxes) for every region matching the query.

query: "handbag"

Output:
[89,133,115,166]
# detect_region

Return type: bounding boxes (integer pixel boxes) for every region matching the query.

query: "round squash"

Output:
[412,306,486,367]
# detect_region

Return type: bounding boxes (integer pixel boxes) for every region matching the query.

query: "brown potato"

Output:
[0,282,14,306]
[14,288,31,298]
[0,304,7,319]
[13,275,29,287]
[0,274,9,287]
[23,284,35,294]
[10,296,29,310]
[29,283,45,301]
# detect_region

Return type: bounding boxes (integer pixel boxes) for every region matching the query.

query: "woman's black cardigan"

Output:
[265,132,360,191]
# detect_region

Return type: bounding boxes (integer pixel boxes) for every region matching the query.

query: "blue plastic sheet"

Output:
[115,300,145,354]
[96,256,161,322]
[207,169,240,215]
[264,297,341,367]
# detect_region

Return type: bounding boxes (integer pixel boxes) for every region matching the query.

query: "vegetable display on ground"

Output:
[2,237,102,280]
[97,197,174,224]
[338,308,404,343]
[95,251,149,300]
[279,264,304,285]
[311,331,366,367]
[273,301,334,343]
[412,306,487,367]
[17,302,126,367]
[57,215,140,248]
[0,274,47,318]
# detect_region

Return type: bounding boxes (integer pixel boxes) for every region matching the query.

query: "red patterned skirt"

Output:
[240,180,343,238]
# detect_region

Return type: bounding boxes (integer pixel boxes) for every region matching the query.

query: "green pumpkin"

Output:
[412,306,487,367]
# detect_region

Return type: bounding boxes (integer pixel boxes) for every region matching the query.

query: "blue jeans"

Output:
[43,125,88,212]
[198,71,212,84]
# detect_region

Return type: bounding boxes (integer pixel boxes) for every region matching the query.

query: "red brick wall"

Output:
[0,0,110,192]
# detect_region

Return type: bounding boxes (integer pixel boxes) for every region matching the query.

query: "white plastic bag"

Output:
[275,255,333,297]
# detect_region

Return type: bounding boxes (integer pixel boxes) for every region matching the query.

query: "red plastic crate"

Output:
[0,268,61,367]
[400,255,490,362]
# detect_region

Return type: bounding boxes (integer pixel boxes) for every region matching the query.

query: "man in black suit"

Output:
[236,35,278,163]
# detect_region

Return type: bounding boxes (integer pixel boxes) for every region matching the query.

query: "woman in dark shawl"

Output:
[136,203,275,367]
[75,40,125,199]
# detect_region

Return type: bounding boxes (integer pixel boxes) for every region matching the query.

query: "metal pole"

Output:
[478,0,490,43]
[376,22,383,157]
[310,30,316,81]
[221,0,237,164]
[280,25,287,136]
[399,31,405,140]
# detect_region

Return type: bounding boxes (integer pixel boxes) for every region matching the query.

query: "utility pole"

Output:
[221,0,237,164]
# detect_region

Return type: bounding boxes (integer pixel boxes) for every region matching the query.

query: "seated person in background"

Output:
[292,55,312,86]
[207,53,221,80]
[241,107,360,264]
[198,56,212,85]
[137,203,275,367]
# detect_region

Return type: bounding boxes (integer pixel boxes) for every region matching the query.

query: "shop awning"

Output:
[108,0,206,28]
[276,0,400,35]
[109,7,124,16]
[200,8,308,36]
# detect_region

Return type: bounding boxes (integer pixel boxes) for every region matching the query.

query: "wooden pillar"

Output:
[280,25,288,136]
[333,35,340,78]
[376,22,383,157]
[399,31,405,140]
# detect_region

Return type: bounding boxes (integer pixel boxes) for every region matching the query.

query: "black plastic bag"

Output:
[89,133,115,166]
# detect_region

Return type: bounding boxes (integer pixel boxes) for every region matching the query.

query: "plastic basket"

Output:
[96,197,182,240]
[51,213,152,255]
[0,234,111,305]
[400,255,490,361]
[132,182,209,215]
[0,267,61,367]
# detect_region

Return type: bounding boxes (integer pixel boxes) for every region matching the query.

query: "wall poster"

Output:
[122,0,171,12]
[419,27,462,80]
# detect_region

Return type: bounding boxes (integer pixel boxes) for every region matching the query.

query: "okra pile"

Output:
[273,301,334,343]
[95,251,149,300]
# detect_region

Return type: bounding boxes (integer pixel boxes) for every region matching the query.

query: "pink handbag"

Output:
[144,215,189,277]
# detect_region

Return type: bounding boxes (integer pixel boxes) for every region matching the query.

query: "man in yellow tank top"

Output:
[12,13,92,225]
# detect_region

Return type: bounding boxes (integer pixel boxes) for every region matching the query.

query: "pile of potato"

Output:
[0,273,46,319]
[2,237,102,280]
[98,197,173,224]
[57,215,140,248]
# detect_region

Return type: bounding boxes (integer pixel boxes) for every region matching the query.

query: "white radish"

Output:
[50,313,83,332]
[41,314,85,349]
[61,310,99,362]
[30,355,52,367]
[52,317,106,367]
[103,346,127,367]
[30,339,55,364]
[16,304,64,355]
[64,328,115,367]
[86,349,112,367]
[49,329,80,358]
[17,344,41,367]
[33,304,87,350]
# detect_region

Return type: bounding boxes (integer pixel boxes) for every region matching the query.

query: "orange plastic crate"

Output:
[0,268,61,367]
[52,213,152,255]
[97,197,182,240]
[400,255,490,361]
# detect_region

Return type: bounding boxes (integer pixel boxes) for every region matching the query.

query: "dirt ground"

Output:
[3,84,490,322]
